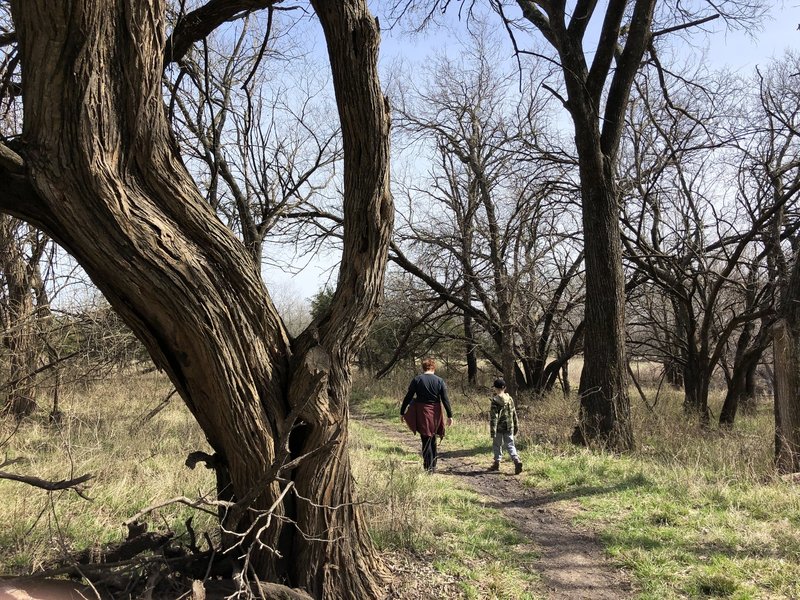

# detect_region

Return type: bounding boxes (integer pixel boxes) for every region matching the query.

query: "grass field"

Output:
[1,368,799,599]
[357,369,800,600]
[0,372,216,573]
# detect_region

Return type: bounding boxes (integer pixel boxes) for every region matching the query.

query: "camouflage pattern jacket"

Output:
[489,392,518,437]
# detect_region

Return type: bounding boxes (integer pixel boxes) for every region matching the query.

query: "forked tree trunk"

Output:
[7,0,391,597]
[515,0,654,453]
[720,347,764,427]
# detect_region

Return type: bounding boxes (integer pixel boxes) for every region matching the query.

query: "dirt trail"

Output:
[359,416,635,600]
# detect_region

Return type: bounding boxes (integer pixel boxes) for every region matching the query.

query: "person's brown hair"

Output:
[421,357,436,371]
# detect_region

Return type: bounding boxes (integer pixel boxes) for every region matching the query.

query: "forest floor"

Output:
[4,373,797,599]
[359,415,635,600]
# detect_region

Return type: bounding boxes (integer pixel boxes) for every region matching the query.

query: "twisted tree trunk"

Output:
[4,0,391,597]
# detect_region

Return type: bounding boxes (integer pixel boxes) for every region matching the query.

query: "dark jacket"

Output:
[400,372,453,418]
[403,401,445,438]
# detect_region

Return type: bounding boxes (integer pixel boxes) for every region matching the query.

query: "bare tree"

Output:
[166,17,343,268]
[391,33,582,395]
[754,51,800,473]
[390,0,767,449]
[0,2,392,599]
[620,62,778,427]
[0,216,44,417]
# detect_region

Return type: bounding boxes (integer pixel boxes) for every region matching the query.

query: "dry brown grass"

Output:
[0,370,214,573]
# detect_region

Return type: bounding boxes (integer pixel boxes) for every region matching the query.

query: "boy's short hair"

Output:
[421,357,436,371]
[493,378,506,390]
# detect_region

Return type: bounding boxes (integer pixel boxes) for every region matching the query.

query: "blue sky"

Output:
[706,3,798,70]
[264,2,800,305]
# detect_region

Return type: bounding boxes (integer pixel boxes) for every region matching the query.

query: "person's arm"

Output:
[490,400,499,437]
[439,379,453,418]
[511,399,519,435]
[400,379,416,415]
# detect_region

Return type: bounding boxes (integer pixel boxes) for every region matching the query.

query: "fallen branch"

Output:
[123,494,224,527]
[71,532,173,566]
[0,470,93,497]
[130,388,177,433]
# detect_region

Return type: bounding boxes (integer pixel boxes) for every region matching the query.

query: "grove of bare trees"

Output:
[1,0,800,598]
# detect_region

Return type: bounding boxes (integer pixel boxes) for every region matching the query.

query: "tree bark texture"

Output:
[517,0,657,451]
[773,320,800,473]
[6,0,391,597]
[463,307,478,385]
[681,354,711,427]
[0,216,38,418]
[571,140,634,450]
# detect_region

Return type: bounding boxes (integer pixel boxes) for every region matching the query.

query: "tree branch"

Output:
[0,470,93,494]
[652,13,720,38]
[165,0,283,66]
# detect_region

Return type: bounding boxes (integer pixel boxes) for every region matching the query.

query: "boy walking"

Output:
[488,378,523,474]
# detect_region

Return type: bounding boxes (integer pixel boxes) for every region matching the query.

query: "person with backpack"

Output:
[488,378,523,474]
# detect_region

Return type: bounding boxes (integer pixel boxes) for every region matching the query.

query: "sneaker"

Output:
[514,460,523,475]
[488,460,500,471]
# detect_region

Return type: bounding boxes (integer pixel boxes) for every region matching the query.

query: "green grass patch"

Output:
[350,420,543,599]
[354,373,800,600]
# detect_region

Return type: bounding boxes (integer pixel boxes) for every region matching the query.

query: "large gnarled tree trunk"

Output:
[3,0,391,597]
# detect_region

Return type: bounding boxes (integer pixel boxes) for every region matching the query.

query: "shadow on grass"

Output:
[476,475,650,511]
[438,446,490,460]
[372,442,416,457]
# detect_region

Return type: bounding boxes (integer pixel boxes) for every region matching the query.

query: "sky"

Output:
[263,1,800,306]
[705,3,798,70]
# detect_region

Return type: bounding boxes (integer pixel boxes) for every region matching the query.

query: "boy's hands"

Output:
[447,417,453,427]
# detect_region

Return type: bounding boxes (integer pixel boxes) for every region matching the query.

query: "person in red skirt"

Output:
[400,357,454,472]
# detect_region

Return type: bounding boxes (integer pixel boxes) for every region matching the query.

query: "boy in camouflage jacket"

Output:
[489,378,523,474]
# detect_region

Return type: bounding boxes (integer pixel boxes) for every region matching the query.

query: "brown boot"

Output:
[514,460,523,475]
[488,460,500,471]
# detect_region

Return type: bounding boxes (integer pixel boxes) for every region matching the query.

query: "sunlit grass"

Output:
[0,371,215,573]
[3,365,798,600]
[349,420,542,599]
[353,368,800,600]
